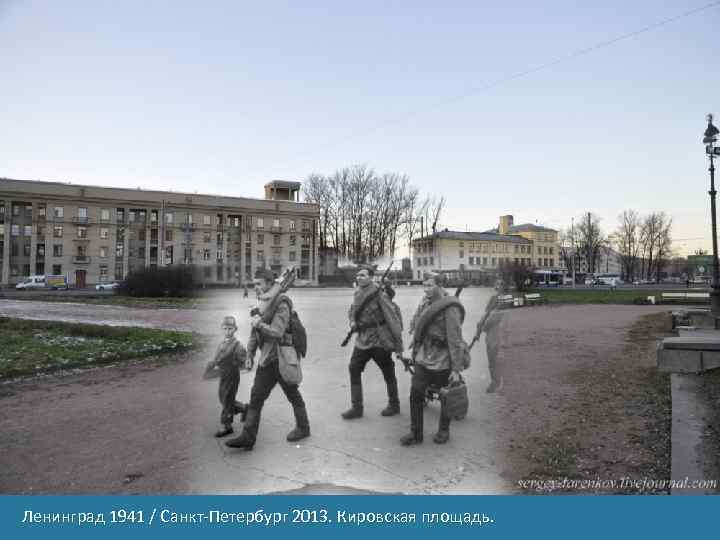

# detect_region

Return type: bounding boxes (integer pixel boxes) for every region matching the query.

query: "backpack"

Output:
[289,310,307,359]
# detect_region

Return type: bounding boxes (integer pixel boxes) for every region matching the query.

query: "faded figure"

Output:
[474,295,506,393]
[341,266,404,420]
[402,272,465,445]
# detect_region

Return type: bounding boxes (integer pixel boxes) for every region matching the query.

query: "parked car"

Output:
[15,275,47,290]
[95,281,120,291]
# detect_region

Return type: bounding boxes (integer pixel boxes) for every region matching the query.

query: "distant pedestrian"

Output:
[686,278,690,289]
[243,284,249,298]
[204,316,249,438]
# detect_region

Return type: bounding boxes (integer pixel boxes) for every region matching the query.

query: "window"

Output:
[78,207,87,219]
[128,210,136,223]
[302,220,310,232]
[11,243,18,256]
[77,226,87,238]
[186,213,193,224]
[37,224,45,236]
[165,229,173,242]
[11,224,19,236]
[23,225,31,236]
[289,220,296,231]
[38,205,46,217]
[538,258,542,266]
[99,246,108,258]
[217,249,224,261]
[53,226,63,238]
[289,235,296,246]
[53,244,63,257]
[138,229,146,241]
[137,246,145,259]
[549,247,554,255]
[114,263,124,280]
[100,227,109,239]
[257,250,265,262]
[165,212,173,224]
[203,215,211,226]
[203,231,211,243]
[116,245,124,257]
[116,208,125,222]
[257,234,264,245]
[101,209,110,221]
[492,257,497,266]
[37,244,45,257]
[256,217,264,228]
[23,243,31,256]
[52,206,63,219]
[273,218,280,228]
[12,204,20,216]
[289,251,296,262]
[273,234,280,246]
[52,264,62,275]
[150,210,158,223]
[203,249,210,260]
[99,266,108,281]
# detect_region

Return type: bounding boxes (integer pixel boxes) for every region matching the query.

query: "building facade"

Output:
[411,215,560,280]
[0,178,319,287]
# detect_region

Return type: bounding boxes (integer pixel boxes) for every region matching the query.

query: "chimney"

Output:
[499,215,514,235]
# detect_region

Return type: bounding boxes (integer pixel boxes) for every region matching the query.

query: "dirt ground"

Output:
[0,299,679,494]
[495,304,675,494]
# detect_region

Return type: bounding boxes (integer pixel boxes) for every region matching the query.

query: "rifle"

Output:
[469,295,497,350]
[340,261,394,347]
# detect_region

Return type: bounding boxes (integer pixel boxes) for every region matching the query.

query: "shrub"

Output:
[118,266,199,298]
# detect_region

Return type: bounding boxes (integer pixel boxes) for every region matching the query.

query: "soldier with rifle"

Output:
[226,268,310,450]
[340,264,404,420]
[401,272,467,446]
[469,294,505,393]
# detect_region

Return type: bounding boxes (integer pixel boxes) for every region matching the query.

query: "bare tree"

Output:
[576,212,605,274]
[639,212,672,282]
[614,210,641,282]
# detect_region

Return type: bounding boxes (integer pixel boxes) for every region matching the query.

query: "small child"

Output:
[205,316,249,438]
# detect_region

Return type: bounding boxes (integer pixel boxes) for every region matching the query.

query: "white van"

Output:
[596,273,623,286]
[15,275,46,290]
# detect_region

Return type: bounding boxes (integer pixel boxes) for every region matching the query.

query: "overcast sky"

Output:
[2,0,719,255]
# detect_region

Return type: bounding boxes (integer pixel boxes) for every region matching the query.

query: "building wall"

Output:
[0,179,319,287]
[412,236,534,279]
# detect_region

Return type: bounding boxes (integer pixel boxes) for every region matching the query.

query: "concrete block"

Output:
[657,347,702,373]
[701,351,720,371]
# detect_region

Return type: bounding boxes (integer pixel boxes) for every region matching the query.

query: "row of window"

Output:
[1,223,314,246]
[2,203,314,232]
[415,256,557,268]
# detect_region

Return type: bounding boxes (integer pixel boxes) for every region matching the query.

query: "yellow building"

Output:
[411,215,560,281]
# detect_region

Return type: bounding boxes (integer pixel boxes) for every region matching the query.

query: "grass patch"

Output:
[527,288,664,305]
[3,294,205,309]
[0,317,199,379]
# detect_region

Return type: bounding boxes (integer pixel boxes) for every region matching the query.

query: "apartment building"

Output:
[0,178,319,287]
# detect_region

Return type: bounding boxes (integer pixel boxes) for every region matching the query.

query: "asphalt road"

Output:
[0,287,506,494]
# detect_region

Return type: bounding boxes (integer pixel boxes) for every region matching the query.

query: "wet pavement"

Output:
[0,287,507,494]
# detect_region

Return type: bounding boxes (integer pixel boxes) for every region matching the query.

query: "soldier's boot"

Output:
[287,405,311,442]
[433,406,451,444]
[400,398,424,446]
[381,379,400,417]
[341,384,364,420]
[234,401,248,422]
[214,424,233,438]
[225,408,260,450]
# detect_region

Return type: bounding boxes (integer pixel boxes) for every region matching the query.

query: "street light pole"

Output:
[571,217,576,289]
[703,114,720,316]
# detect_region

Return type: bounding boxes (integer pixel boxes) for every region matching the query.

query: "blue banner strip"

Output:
[1,495,717,539]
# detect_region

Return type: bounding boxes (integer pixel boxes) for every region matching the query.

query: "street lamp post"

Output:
[703,114,720,316]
